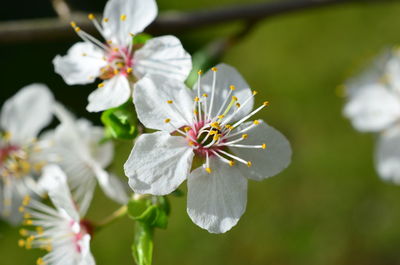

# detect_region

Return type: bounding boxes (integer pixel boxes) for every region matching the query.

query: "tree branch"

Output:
[0,0,392,44]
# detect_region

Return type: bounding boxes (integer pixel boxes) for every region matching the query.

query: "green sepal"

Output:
[101,101,137,140]
[133,33,153,45]
[127,197,169,229]
[132,222,153,265]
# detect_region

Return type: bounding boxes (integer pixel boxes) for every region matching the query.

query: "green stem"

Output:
[94,205,128,229]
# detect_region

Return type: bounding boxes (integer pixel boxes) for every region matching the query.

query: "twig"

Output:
[50,0,72,21]
[0,0,392,44]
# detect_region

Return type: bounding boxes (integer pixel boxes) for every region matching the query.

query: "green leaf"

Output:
[132,222,153,265]
[133,33,153,45]
[101,102,137,140]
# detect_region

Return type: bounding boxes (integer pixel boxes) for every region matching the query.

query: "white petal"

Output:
[1,84,54,143]
[102,0,157,45]
[187,157,247,233]
[133,74,194,132]
[53,42,106,85]
[92,165,129,204]
[386,51,400,91]
[194,63,253,121]
[86,75,131,112]
[79,234,96,265]
[375,125,400,184]
[229,121,292,181]
[344,83,400,132]
[134,35,192,81]
[124,132,193,195]
[39,165,80,221]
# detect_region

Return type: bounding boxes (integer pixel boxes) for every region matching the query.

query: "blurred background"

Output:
[2,0,400,264]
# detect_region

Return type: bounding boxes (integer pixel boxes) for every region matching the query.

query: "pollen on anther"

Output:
[252,90,258,95]
[253,120,260,125]
[81,53,87,57]
[194,97,200,102]
[262,143,267,149]
[242,134,248,139]
[247,161,252,167]
[126,67,133,74]
[218,115,225,119]
[98,83,105,88]
[103,18,109,23]
[19,229,28,236]
[74,27,81,32]
[22,196,30,206]
[229,160,235,166]
[164,118,171,123]
[88,13,95,20]
[70,21,77,27]
[197,70,203,75]
[18,239,25,248]
[184,127,191,132]
[263,101,270,106]
[211,67,218,72]
[120,14,127,21]
[230,85,236,90]
[232,96,238,101]
[205,167,212,174]
[202,93,208,98]
[18,206,25,213]
[37,257,46,265]
[167,100,173,104]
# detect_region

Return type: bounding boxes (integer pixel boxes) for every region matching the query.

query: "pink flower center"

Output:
[186,121,226,157]
[0,145,19,165]
[101,46,134,79]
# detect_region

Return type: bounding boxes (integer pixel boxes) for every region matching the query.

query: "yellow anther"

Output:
[202,93,208,98]
[242,134,248,139]
[129,33,135,37]
[70,21,77,28]
[27,235,35,241]
[252,90,258,95]
[213,134,220,141]
[194,97,200,102]
[164,118,171,123]
[88,13,95,20]
[74,27,81,32]
[209,130,217,135]
[37,257,46,265]
[22,195,30,206]
[263,101,270,106]
[18,239,25,248]
[98,83,104,88]
[113,47,119,52]
[232,96,238,101]
[81,53,87,57]
[218,115,225,119]
[228,160,235,166]
[20,161,31,174]
[3,131,11,140]
[253,120,260,125]
[18,206,25,213]
[24,213,31,219]
[19,229,28,236]
[197,70,203,75]
[205,167,212,174]
[126,67,133,74]
[236,103,241,108]
[120,14,127,21]
[23,219,33,225]
[230,85,236,90]
[184,127,191,132]
[188,141,196,146]
[247,161,252,167]
[113,69,119,75]
[43,244,52,252]
[224,124,232,129]
[193,110,198,115]
[103,18,109,23]
[106,40,113,45]
[210,122,221,129]
[261,143,267,149]
[211,67,218,72]
[34,162,46,172]
[36,226,44,235]
[167,100,173,104]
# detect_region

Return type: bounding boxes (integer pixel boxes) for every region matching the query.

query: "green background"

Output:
[2,0,400,264]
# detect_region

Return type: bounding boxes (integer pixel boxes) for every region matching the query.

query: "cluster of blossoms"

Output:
[344,48,400,183]
[1,0,293,264]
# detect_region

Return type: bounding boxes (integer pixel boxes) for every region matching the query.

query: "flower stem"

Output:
[94,205,128,230]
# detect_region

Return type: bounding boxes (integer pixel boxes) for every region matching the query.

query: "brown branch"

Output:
[0,0,392,44]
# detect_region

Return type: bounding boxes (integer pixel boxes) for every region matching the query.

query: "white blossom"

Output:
[124,64,292,233]
[0,84,54,224]
[344,48,400,184]
[19,165,95,265]
[53,0,192,112]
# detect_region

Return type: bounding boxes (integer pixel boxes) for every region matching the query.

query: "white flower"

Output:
[19,165,95,265]
[344,48,400,184]
[0,84,54,224]
[44,104,128,212]
[53,0,192,113]
[124,64,292,233]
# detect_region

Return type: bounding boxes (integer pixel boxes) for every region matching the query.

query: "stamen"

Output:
[215,149,249,165]
[231,102,269,129]
[207,69,218,118]
[120,14,127,21]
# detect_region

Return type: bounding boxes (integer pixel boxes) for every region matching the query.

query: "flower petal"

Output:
[133,74,194,132]
[375,125,400,184]
[1,84,54,143]
[229,120,292,181]
[92,165,129,204]
[80,234,96,265]
[187,157,247,233]
[86,75,131,112]
[344,83,400,132]
[39,165,80,221]
[194,63,253,121]
[53,42,106,85]
[102,0,157,45]
[134,35,192,81]
[124,131,193,195]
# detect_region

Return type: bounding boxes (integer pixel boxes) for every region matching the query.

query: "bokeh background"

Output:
[2,0,400,264]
